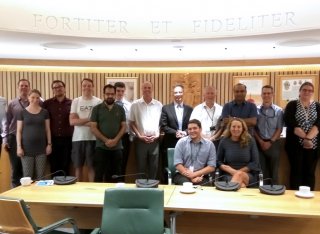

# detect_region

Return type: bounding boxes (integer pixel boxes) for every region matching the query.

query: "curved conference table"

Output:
[1,182,320,234]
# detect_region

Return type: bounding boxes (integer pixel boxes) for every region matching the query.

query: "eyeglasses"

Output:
[52,85,64,90]
[301,89,314,93]
[260,107,275,118]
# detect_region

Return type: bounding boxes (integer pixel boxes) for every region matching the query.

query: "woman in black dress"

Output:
[284,82,320,190]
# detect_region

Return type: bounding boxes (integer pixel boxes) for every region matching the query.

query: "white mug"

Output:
[299,186,311,194]
[182,182,193,190]
[20,177,32,186]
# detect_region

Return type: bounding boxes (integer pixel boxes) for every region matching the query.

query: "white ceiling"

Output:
[1,0,320,62]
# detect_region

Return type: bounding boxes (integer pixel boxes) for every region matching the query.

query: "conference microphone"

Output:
[35,170,77,185]
[214,175,241,191]
[112,172,159,188]
[247,178,286,195]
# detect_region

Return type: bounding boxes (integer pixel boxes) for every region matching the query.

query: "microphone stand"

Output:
[35,170,78,185]
[112,173,159,188]
[35,170,66,181]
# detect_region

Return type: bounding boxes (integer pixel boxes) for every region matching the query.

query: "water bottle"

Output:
[168,178,172,185]
[259,171,263,186]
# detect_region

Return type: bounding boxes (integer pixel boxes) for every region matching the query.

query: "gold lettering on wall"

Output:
[171,73,201,107]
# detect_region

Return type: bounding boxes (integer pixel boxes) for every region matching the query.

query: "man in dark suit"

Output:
[160,85,193,182]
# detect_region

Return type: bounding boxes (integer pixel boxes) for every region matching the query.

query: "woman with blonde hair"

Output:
[217,118,260,187]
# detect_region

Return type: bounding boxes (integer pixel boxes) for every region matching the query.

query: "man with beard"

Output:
[90,84,126,182]
[43,80,74,177]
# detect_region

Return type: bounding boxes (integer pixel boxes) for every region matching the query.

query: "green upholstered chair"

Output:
[91,188,171,234]
[0,196,80,234]
[165,148,176,185]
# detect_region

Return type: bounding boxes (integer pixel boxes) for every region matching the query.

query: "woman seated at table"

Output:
[217,118,260,188]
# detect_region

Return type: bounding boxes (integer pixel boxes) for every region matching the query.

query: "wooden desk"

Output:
[169,186,320,218]
[0,182,175,229]
[169,186,320,234]
[1,183,320,234]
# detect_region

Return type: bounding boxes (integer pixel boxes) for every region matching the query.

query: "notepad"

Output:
[36,180,54,186]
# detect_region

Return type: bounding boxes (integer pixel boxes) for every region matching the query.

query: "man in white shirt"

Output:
[129,82,162,179]
[69,78,102,182]
[190,86,223,148]
[114,81,132,176]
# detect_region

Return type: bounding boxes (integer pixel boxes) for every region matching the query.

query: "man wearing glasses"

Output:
[43,80,74,177]
[254,85,283,184]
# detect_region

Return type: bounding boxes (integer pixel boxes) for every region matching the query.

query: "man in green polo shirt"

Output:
[90,84,126,182]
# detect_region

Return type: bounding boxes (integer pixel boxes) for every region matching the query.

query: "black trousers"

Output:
[48,136,72,177]
[93,148,122,182]
[286,145,319,190]
[121,133,131,176]
[7,134,23,187]
[173,173,210,186]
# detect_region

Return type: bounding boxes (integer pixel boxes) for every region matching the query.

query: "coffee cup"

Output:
[182,182,193,190]
[115,182,125,188]
[20,177,32,186]
[298,186,311,195]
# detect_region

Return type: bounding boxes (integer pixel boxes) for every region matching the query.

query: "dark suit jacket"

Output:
[160,102,193,148]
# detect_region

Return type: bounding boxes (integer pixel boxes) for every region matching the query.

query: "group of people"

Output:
[1,78,319,191]
[169,82,319,191]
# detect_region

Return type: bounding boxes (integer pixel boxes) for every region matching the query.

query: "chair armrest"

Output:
[91,228,101,234]
[165,167,172,178]
[37,217,80,234]
[164,227,172,234]
[165,167,172,185]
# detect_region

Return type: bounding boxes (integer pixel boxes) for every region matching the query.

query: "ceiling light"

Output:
[41,42,86,49]
[278,39,320,47]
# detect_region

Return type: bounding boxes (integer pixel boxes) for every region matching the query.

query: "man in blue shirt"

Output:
[174,119,216,185]
[222,83,258,134]
[254,85,283,184]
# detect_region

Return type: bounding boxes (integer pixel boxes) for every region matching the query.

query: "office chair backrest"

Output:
[101,188,164,234]
[167,148,175,176]
[0,196,37,234]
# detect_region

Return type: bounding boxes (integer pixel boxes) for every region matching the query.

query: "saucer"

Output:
[180,188,196,194]
[295,191,314,198]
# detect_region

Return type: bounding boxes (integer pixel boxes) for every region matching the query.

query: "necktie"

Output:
[177,104,183,130]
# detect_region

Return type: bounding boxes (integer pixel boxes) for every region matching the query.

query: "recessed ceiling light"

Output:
[173,45,184,49]
[278,39,320,47]
[41,42,86,49]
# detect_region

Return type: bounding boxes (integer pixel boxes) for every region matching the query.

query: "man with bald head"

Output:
[222,83,258,134]
[190,86,223,147]
[129,82,163,179]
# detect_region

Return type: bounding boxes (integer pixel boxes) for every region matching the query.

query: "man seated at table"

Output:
[173,119,216,185]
